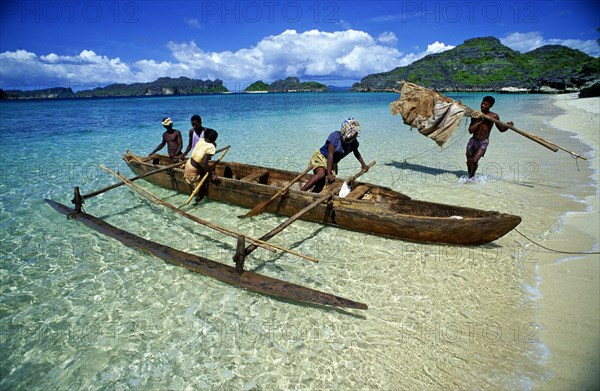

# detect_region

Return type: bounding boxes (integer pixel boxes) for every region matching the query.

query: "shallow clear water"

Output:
[0,92,595,389]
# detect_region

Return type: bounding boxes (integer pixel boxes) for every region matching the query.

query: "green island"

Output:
[245,77,328,92]
[352,37,599,94]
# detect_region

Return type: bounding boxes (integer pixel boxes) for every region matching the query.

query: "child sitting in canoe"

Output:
[301,116,369,192]
[183,128,221,187]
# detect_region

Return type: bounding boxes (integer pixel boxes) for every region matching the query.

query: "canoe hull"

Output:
[123,154,521,245]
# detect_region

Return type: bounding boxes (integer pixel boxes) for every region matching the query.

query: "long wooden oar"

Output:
[465,108,558,152]
[81,160,185,200]
[244,161,376,256]
[465,107,586,159]
[180,145,231,208]
[492,117,586,159]
[240,165,314,218]
[126,150,155,163]
[128,146,230,163]
[100,165,320,263]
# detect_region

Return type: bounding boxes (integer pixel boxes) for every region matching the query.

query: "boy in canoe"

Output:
[184,128,221,187]
[182,114,217,157]
[466,96,513,178]
[149,117,184,160]
[301,116,369,192]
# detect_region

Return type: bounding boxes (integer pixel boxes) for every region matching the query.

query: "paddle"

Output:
[239,164,314,218]
[244,161,376,256]
[81,160,185,200]
[180,145,231,208]
[336,160,376,194]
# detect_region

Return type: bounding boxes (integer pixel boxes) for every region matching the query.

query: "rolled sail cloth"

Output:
[390,81,466,149]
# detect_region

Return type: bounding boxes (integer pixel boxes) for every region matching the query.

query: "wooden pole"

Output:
[234,235,246,274]
[240,165,313,218]
[81,161,185,200]
[244,161,376,256]
[126,150,156,162]
[99,165,320,263]
[338,160,377,187]
[465,106,586,159]
[180,145,231,208]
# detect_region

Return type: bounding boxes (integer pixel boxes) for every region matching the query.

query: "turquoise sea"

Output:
[0,92,596,389]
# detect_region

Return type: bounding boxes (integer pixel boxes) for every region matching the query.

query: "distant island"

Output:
[0,77,228,100]
[0,76,330,100]
[352,36,600,94]
[245,77,328,92]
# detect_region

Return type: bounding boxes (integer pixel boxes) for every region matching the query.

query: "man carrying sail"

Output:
[466,96,513,179]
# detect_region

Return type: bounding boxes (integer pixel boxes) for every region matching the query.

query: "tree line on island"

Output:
[1,36,598,100]
[0,76,329,100]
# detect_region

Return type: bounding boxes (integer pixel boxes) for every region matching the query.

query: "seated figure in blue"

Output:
[301,116,369,192]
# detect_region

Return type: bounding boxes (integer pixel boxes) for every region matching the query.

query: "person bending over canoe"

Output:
[301,116,369,192]
[183,128,221,187]
[149,117,184,160]
[466,96,513,178]
[182,114,217,157]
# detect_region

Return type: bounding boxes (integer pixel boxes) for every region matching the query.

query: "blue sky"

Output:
[1,0,598,91]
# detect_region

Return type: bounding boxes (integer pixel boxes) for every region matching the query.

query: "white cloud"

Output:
[184,18,202,29]
[165,29,405,81]
[0,49,135,89]
[501,32,599,56]
[377,32,398,46]
[1,29,411,88]
[397,41,455,66]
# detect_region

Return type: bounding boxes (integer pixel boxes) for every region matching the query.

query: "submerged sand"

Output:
[535,94,600,390]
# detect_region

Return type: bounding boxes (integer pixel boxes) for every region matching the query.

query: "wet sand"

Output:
[535,94,600,390]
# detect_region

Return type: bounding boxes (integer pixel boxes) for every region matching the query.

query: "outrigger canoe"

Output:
[45,199,367,310]
[123,152,521,245]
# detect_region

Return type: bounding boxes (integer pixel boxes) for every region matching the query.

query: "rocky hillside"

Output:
[352,37,599,92]
[1,77,228,99]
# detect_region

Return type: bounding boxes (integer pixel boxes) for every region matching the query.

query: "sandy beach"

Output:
[535,94,600,390]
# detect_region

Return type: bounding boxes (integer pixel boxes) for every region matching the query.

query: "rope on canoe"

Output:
[515,228,600,255]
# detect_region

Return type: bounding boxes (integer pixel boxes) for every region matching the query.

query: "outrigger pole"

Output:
[71,146,236,214]
[45,199,367,310]
[98,165,320,265]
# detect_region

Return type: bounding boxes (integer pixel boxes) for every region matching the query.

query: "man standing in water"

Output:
[149,117,184,160]
[466,96,513,179]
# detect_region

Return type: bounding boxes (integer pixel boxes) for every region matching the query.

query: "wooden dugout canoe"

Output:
[44,199,367,310]
[123,152,521,245]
